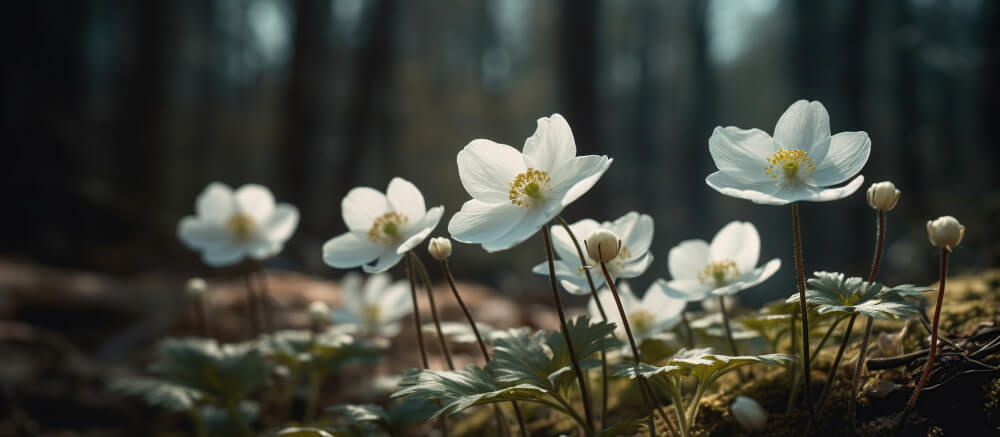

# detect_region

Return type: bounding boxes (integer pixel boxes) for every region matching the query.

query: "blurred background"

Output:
[4,0,1000,302]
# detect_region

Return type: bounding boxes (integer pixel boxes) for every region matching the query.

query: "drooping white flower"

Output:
[531,212,655,295]
[448,114,613,252]
[705,100,871,205]
[331,273,412,337]
[585,229,621,263]
[308,301,331,323]
[322,178,443,273]
[867,181,900,211]
[427,237,452,261]
[926,216,965,251]
[587,281,685,342]
[177,182,299,267]
[660,221,781,301]
[185,277,207,298]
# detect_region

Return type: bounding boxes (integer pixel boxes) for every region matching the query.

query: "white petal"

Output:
[379,281,414,321]
[642,285,686,322]
[480,206,550,252]
[457,139,526,203]
[196,182,235,223]
[809,131,870,187]
[617,281,641,310]
[178,217,228,250]
[661,278,712,301]
[705,171,790,205]
[341,187,391,232]
[330,308,363,326]
[668,239,710,280]
[709,221,760,274]
[772,100,831,163]
[551,219,598,263]
[340,272,364,314]
[560,279,590,296]
[363,252,405,273]
[551,155,613,208]
[617,252,654,279]
[522,114,577,173]
[589,288,624,332]
[448,200,525,244]
[234,184,276,223]
[397,206,443,253]
[386,177,427,221]
[713,258,781,296]
[322,231,383,268]
[708,127,775,183]
[262,204,299,244]
[364,273,393,301]
[771,175,866,203]
[202,244,245,267]
[613,212,654,260]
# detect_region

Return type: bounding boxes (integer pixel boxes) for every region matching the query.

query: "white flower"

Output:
[661,221,781,301]
[185,277,207,298]
[730,396,768,432]
[926,216,965,251]
[427,237,452,261]
[448,114,613,252]
[587,281,685,342]
[177,183,299,267]
[585,229,621,263]
[331,273,412,337]
[531,212,655,295]
[322,178,444,273]
[308,301,330,322]
[867,181,900,211]
[706,100,871,205]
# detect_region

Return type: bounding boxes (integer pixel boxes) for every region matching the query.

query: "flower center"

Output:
[362,304,381,329]
[765,149,814,184]
[630,310,655,335]
[368,212,408,244]
[698,260,740,287]
[226,214,257,242]
[509,168,552,207]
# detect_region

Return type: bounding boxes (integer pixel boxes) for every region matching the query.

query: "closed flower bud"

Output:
[867,181,900,211]
[428,237,452,260]
[926,216,965,251]
[308,301,330,322]
[730,396,767,432]
[185,277,207,298]
[585,229,621,263]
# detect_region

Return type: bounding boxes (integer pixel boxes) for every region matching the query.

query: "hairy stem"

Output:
[410,252,455,370]
[542,227,595,433]
[680,311,695,348]
[791,203,816,420]
[404,256,430,369]
[811,315,846,363]
[814,313,857,413]
[850,210,885,428]
[718,296,745,383]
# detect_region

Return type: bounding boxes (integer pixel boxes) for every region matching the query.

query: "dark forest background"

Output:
[3,0,999,304]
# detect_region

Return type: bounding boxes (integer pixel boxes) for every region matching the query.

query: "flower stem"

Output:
[255,268,274,332]
[680,311,695,348]
[541,227,595,433]
[555,215,609,428]
[410,253,455,370]
[598,260,657,437]
[440,259,524,437]
[242,273,260,339]
[850,210,885,428]
[810,315,846,363]
[786,313,801,413]
[896,248,949,432]
[304,370,322,422]
[717,296,746,383]
[193,299,208,338]
[791,203,816,421]
[814,313,857,413]
[404,256,430,369]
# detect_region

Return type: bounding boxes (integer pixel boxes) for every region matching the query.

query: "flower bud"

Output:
[730,396,767,432]
[428,237,452,260]
[185,277,207,298]
[308,301,330,322]
[867,181,900,211]
[585,229,621,263]
[926,216,965,251]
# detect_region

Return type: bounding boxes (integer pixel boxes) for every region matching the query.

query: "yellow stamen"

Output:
[698,260,740,287]
[509,168,552,207]
[363,304,381,329]
[227,214,257,242]
[765,149,814,181]
[630,310,655,334]
[368,212,408,244]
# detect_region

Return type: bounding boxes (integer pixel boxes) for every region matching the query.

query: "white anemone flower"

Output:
[660,221,781,301]
[531,212,654,295]
[587,281,685,342]
[177,182,299,267]
[705,100,871,205]
[331,273,412,337]
[322,177,444,273]
[448,114,613,252]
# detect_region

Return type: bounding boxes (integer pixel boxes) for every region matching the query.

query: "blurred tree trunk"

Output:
[560,0,602,213]
[683,0,715,235]
[894,0,922,201]
[283,0,332,233]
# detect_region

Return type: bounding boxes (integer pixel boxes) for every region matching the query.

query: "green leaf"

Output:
[110,377,202,411]
[392,366,556,419]
[596,417,648,436]
[790,271,930,320]
[262,329,385,373]
[328,403,389,425]
[277,427,347,437]
[149,338,269,406]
